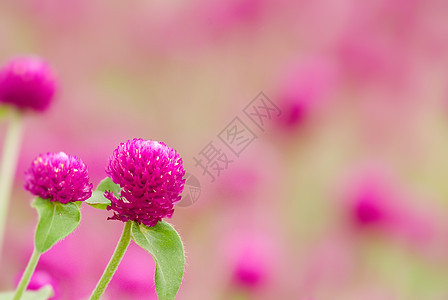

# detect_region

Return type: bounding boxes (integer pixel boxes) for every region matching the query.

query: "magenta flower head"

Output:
[24,152,93,204]
[0,56,56,112]
[105,138,186,227]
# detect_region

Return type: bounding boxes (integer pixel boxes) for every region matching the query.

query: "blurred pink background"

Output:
[2,0,448,299]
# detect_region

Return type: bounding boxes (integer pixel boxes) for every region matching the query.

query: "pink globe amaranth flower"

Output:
[24,152,93,204]
[0,56,56,112]
[105,138,186,227]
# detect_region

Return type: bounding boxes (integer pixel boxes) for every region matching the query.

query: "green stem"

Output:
[0,110,24,259]
[89,221,132,300]
[13,249,41,300]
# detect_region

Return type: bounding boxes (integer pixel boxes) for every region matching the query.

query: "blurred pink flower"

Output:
[0,56,57,112]
[233,246,266,288]
[338,163,445,251]
[223,229,277,291]
[274,56,337,131]
[349,174,390,228]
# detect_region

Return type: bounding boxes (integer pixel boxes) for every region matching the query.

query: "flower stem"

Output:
[89,221,132,300]
[13,248,41,300]
[0,110,24,259]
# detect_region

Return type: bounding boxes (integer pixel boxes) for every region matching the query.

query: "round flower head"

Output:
[105,138,186,227]
[0,56,56,112]
[25,152,93,204]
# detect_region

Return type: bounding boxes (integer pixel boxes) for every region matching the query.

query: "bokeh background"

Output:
[2,0,448,299]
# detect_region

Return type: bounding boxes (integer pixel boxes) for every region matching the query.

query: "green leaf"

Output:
[131,221,185,300]
[0,285,53,300]
[85,191,111,210]
[85,177,120,210]
[96,177,121,195]
[33,197,81,253]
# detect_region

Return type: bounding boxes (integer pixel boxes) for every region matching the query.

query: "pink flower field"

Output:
[1,1,448,299]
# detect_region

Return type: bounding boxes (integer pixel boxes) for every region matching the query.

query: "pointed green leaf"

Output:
[96,177,121,195]
[131,221,185,300]
[85,177,120,210]
[85,191,111,210]
[33,197,81,253]
[0,285,53,300]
